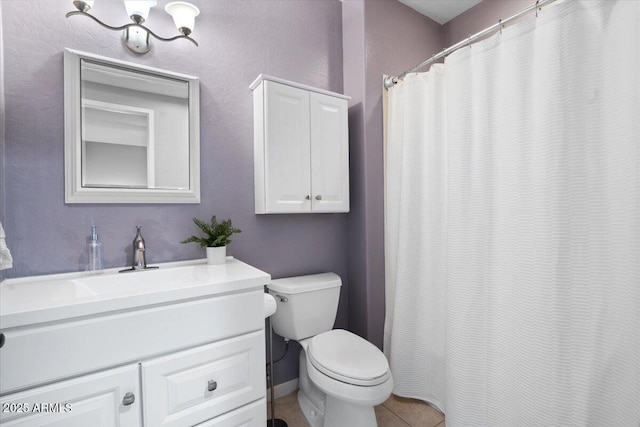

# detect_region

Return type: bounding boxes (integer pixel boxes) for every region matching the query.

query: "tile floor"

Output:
[268,392,445,427]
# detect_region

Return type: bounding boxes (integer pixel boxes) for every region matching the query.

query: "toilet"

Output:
[268,273,393,427]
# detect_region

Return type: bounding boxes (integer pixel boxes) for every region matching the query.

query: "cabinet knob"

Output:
[208,380,218,392]
[0,333,5,349]
[122,392,135,406]
[315,195,323,200]
[305,195,311,200]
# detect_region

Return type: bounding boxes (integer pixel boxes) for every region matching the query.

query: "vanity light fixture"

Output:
[66,1,200,54]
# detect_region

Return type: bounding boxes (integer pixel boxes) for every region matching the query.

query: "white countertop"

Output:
[0,258,271,329]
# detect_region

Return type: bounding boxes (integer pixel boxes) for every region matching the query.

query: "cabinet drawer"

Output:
[142,331,265,427]
[0,290,263,394]
[0,364,140,427]
[194,399,265,427]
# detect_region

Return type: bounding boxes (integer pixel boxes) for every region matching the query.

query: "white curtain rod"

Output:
[384,0,559,90]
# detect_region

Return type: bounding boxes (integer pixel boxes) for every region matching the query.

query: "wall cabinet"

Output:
[251,74,350,214]
[0,259,269,427]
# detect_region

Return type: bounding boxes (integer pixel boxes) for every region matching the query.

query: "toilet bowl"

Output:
[268,273,393,427]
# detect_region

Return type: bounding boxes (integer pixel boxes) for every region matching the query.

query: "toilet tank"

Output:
[267,273,341,340]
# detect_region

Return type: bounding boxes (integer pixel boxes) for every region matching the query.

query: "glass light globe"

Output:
[124,0,157,22]
[165,2,200,36]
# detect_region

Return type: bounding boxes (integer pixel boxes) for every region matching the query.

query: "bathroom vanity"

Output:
[0,258,270,426]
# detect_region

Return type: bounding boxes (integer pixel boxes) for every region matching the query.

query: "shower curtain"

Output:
[384,1,640,425]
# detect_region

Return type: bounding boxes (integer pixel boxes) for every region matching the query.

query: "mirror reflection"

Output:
[64,49,200,204]
[81,60,190,190]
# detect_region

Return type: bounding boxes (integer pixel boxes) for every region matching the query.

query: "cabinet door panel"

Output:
[263,81,311,213]
[310,92,349,212]
[0,365,140,427]
[142,331,265,427]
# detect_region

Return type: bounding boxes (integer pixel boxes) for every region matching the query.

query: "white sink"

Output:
[0,258,271,329]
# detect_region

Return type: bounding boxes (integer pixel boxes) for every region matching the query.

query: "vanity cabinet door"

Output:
[309,91,350,213]
[0,364,141,427]
[141,331,265,427]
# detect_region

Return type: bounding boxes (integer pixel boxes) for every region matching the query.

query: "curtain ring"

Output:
[535,0,540,17]
[498,19,503,34]
[467,34,472,48]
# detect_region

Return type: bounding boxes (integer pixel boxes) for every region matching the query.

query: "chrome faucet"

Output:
[132,226,146,269]
[119,226,158,273]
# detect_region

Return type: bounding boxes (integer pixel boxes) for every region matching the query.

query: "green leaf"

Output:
[181,215,242,248]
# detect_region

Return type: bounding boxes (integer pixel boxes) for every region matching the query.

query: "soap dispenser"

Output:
[87,225,104,273]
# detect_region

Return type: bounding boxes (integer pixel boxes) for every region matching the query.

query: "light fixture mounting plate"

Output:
[123,26,151,54]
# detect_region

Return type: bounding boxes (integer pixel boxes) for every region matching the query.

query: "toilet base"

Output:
[298,389,379,427]
[298,349,326,427]
[298,389,325,427]
[297,343,389,427]
[324,394,378,427]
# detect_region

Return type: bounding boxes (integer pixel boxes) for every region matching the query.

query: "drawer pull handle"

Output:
[305,195,311,200]
[315,195,322,200]
[208,380,218,392]
[122,392,135,406]
[0,333,5,349]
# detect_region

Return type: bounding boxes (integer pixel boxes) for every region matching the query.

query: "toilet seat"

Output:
[307,329,390,387]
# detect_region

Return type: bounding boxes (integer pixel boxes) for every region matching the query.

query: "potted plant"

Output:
[181,216,242,265]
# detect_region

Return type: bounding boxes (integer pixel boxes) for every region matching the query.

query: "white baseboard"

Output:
[267,378,299,401]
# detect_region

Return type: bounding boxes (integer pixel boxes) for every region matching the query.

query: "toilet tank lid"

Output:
[268,272,341,294]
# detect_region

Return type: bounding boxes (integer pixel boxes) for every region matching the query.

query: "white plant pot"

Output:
[206,246,226,265]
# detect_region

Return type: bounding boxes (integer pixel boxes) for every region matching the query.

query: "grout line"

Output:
[379,403,413,427]
[382,396,446,427]
[379,406,411,427]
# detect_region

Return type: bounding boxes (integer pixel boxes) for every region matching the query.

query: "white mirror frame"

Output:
[64,48,200,203]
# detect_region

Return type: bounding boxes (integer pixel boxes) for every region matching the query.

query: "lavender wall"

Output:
[0,3,6,283]
[1,0,346,385]
[343,0,442,348]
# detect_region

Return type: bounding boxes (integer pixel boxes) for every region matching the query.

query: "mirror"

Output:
[64,48,200,203]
